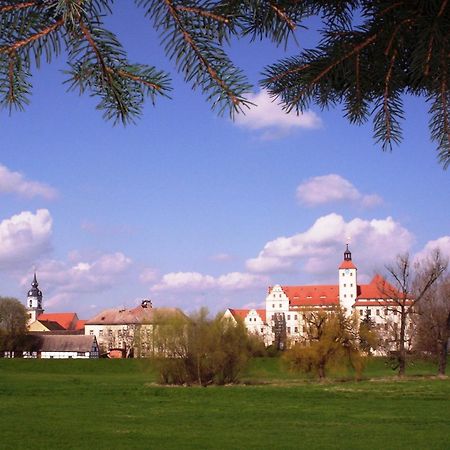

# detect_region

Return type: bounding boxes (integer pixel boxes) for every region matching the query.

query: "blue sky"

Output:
[1,5,449,318]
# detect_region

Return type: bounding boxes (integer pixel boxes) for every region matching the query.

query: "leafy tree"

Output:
[284,308,364,380]
[1,1,449,166]
[414,272,450,377]
[358,312,380,356]
[0,296,28,354]
[381,250,448,376]
[151,308,250,385]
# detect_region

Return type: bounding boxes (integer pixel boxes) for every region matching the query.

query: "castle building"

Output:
[225,246,405,347]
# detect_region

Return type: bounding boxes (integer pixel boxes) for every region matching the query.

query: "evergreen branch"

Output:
[160,0,247,110]
[0,1,39,14]
[288,33,378,111]
[384,19,413,57]
[0,17,64,54]
[270,3,296,32]
[116,68,164,92]
[382,49,398,146]
[175,5,230,24]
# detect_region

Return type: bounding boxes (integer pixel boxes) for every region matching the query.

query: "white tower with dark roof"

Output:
[338,245,358,313]
[26,273,44,325]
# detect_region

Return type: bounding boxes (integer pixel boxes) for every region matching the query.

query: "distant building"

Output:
[3,334,99,359]
[226,246,407,349]
[25,275,85,332]
[85,301,184,357]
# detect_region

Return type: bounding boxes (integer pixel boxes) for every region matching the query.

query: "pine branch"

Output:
[0,1,40,14]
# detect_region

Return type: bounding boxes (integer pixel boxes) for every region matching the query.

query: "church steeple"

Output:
[26,273,44,325]
[338,245,357,314]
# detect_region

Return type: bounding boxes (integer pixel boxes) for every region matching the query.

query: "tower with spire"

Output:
[338,244,358,313]
[26,273,44,324]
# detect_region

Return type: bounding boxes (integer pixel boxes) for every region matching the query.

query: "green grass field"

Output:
[1,358,449,449]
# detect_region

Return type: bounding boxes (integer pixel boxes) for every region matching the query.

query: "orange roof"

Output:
[255,309,266,322]
[37,313,79,330]
[75,320,86,331]
[357,274,404,300]
[278,285,340,307]
[339,260,357,269]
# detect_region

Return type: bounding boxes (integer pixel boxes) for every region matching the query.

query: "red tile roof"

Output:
[356,274,404,300]
[37,313,79,330]
[75,320,86,331]
[276,285,340,307]
[339,260,357,269]
[256,309,266,322]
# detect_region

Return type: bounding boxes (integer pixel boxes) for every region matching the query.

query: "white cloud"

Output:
[414,236,450,263]
[22,252,133,307]
[210,252,233,262]
[0,164,58,200]
[296,174,382,207]
[0,209,53,267]
[139,267,159,284]
[235,89,321,138]
[246,213,414,276]
[151,271,267,292]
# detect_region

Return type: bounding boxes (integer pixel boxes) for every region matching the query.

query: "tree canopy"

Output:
[1,1,449,167]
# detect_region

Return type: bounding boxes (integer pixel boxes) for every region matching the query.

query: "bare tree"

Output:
[382,251,448,376]
[415,273,450,377]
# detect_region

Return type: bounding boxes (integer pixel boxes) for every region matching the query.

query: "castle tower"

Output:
[26,273,44,324]
[338,245,357,313]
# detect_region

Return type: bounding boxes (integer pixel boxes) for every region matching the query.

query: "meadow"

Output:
[0,358,449,449]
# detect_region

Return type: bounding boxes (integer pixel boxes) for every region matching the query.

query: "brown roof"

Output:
[86,306,183,325]
[39,335,97,352]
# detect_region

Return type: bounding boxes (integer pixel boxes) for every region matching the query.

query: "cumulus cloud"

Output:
[234,89,321,139]
[0,209,53,268]
[414,236,450,263]
[246,213,414,276]
[22,252,133,307]
[0,164,58,200]
[296,174,382,207]
[151,271,268,292]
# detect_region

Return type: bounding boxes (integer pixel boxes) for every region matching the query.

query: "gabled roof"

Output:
[86,306,183,325]
[75,320,86,331]
[275,285,340,307]
[38,320,66,331]
[227,308,267,323]
[37,313,79,330]
[39,335,97,352]
[357,274,404,300]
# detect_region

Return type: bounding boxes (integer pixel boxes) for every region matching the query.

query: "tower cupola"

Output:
[344,244,352,261]
[338,245,358,314]
[26,273,44,324]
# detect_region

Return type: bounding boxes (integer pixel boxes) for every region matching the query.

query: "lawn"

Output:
[0,358,449,449]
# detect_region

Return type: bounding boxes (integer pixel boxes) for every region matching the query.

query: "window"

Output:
[344,294,347,298]
[77,352,85,356]
[350,283,353,287]
[279,303,282,308]
[287,315,291,320]
[272,304,275,308]
[294,327,298,333]
[343,283,346,287]
[279,294,282,298]
[260,328,264,333]
[376,309,380,316]
[109,329,113,336]
[384,323,388,331]
[99,330,103,336]
[302,326,307,333]
[287,327,291,333]
[89,330,94,335]
[367,309,371,316]
[393,310,398,316]
[350,273,353,276]
[271,315,275,320]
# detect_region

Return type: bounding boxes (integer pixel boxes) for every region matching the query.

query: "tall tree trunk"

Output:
[437,338,447,377]
[398,310,407,376]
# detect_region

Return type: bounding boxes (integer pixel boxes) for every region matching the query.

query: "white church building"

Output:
[225,246,404,346]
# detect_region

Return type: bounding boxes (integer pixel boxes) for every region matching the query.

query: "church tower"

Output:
[338,245,357,313]
[26,273,44,324]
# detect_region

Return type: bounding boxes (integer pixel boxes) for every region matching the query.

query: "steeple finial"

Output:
[32,272,38,288]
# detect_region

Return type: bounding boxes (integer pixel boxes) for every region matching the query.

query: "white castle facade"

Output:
[225,246,405,347]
